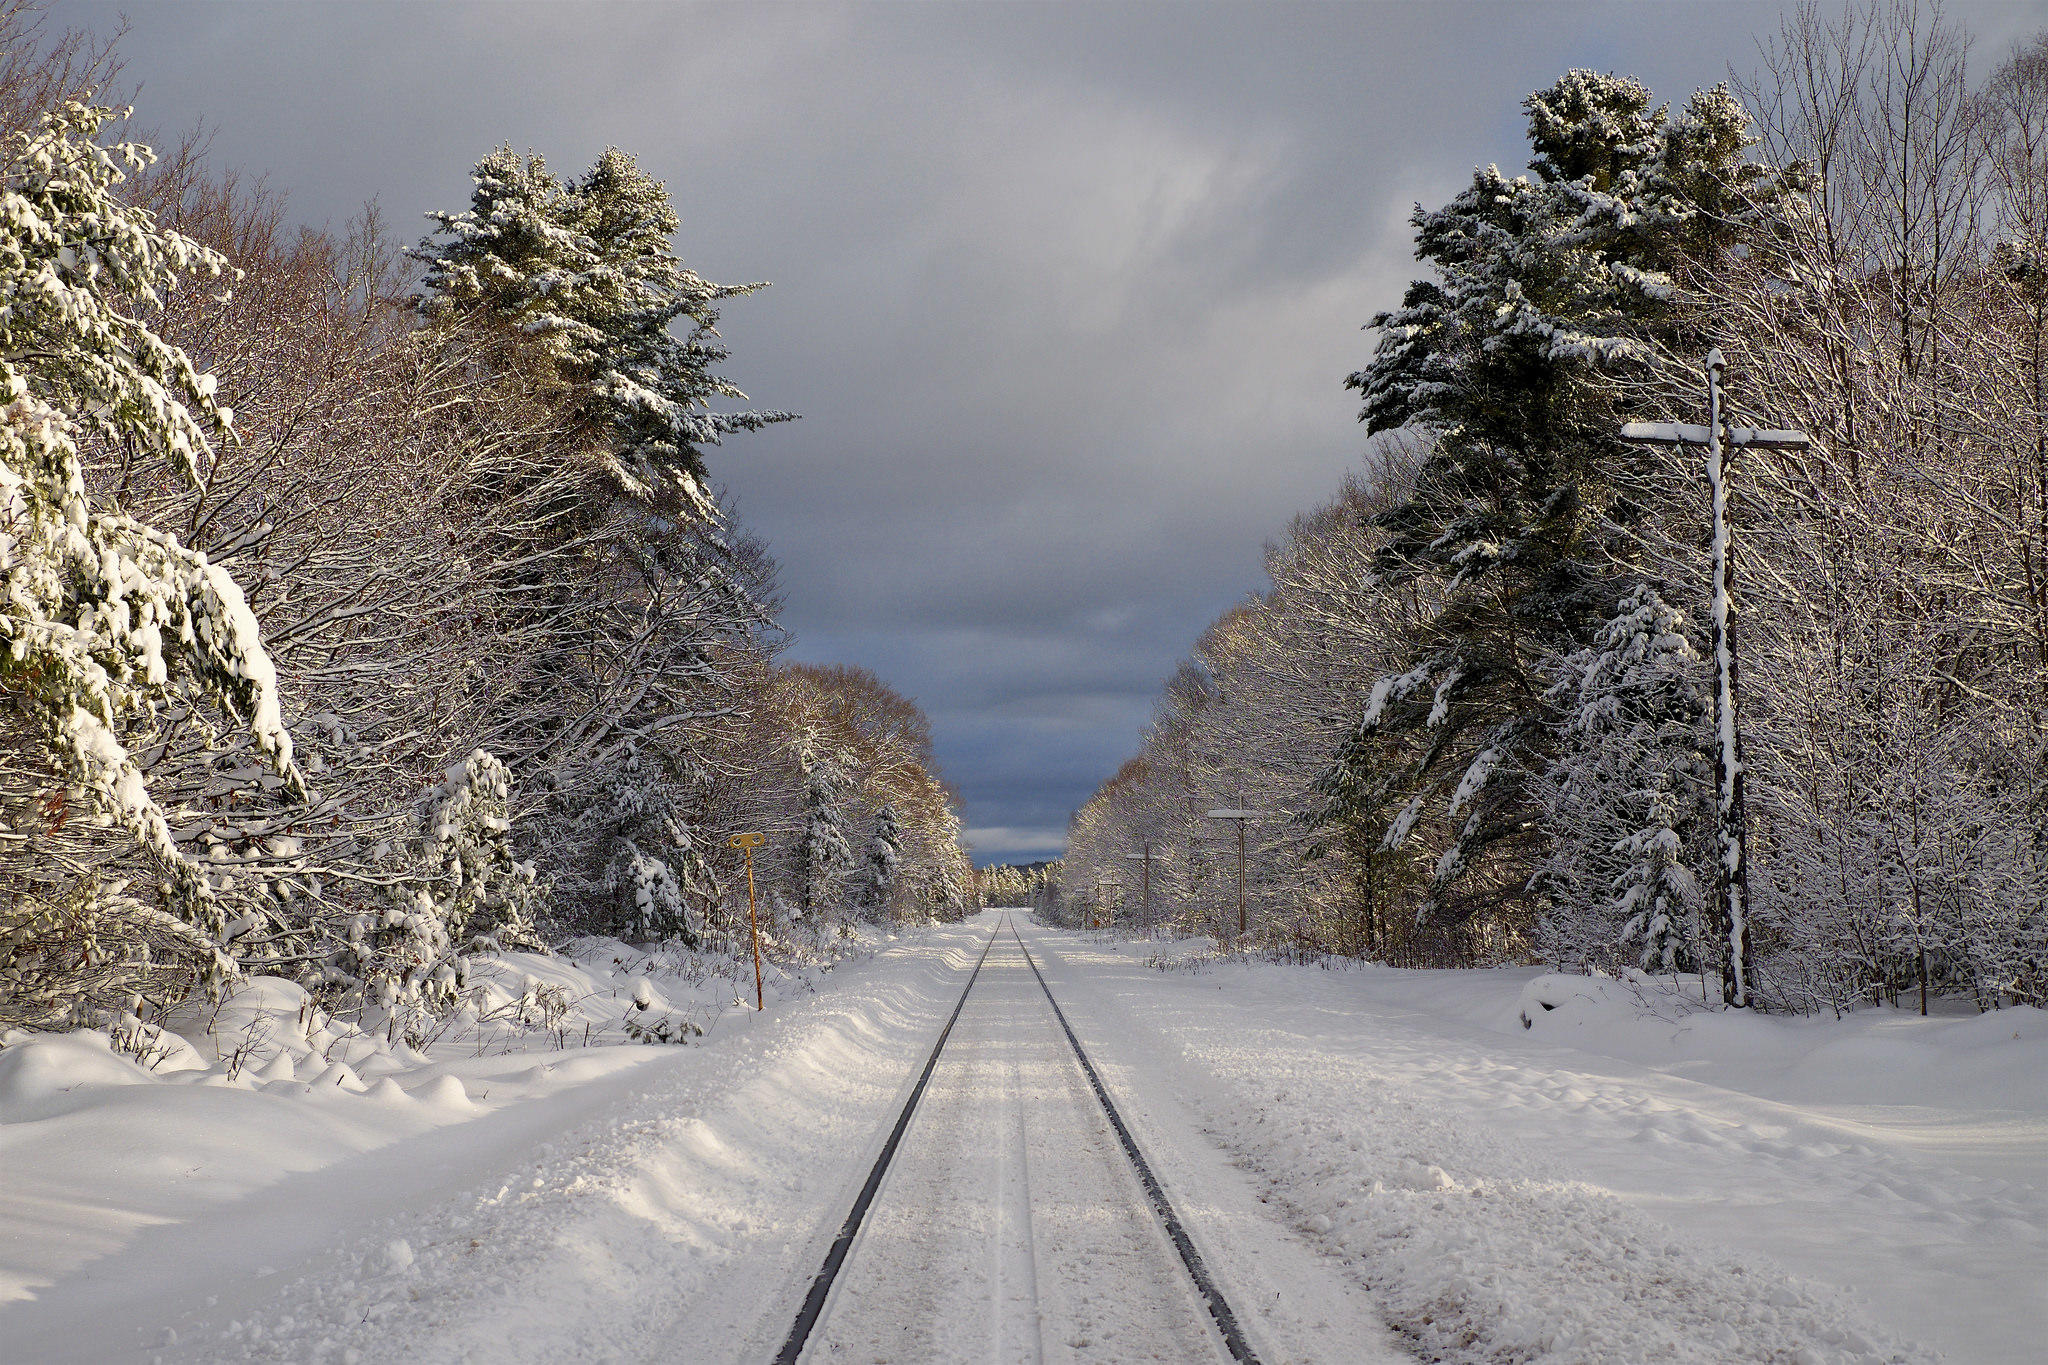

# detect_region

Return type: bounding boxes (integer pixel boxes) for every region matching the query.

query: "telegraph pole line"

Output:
[1619,348,1807,1009]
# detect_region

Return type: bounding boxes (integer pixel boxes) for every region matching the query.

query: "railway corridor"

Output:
[802,925,1224,1363]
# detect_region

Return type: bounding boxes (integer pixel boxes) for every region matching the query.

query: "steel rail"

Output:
[1011,922,1264,1365]
[772,918,1002,1364]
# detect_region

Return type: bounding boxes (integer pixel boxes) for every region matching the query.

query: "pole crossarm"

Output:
[1618,421,1809,450]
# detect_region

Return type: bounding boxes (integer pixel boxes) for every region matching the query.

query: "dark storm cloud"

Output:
[62,0,2048,863]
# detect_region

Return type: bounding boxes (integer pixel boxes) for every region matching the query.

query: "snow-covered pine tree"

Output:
[324,750,543,1039]
[414,144,790,935]
[855,803,902,919]
[413,145,793,518]
[1317,73,1787,936]
[795,743,854,923]
[0,102,301,989]
[415,749,543,955]
[1533,586,1712,973]
[413,147,586,365]
[580,743,710,946]
[568,148,794,513]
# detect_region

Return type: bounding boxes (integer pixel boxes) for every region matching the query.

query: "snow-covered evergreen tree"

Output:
[795,743,854,922]
[0,102,301,985]
[1319,73,1788,931]
[414,749,543,955]
[581,743,710,946]
[414,143,790,945]
[1534,587,1711,972]
[855,803,902,919]
[413,145,792,517]
[412,147,583,359]
[325,750,542,1039]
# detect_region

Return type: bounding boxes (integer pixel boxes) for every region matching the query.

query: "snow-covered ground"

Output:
[1034,927,2046,1364]
[1,910,2040,1363]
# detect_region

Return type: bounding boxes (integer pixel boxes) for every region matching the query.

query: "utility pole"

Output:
[1123,842,1169,934]
[1204,809,1272,943]
[1618,349,1807,1009]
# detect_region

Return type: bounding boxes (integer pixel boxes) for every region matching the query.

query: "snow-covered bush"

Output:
[416,750,542,956]
[328,750,542,1043]
[0,874,212,1031]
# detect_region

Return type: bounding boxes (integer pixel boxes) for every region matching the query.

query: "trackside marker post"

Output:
[728,831,767,1010]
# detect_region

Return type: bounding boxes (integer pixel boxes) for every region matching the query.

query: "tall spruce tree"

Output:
[855,803,903,919]
[414,145,792,516]
[1316,72,1786,930]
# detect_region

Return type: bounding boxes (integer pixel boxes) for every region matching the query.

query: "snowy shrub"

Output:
[0,874,213,1031]
[329,751,542,1043]
[416,750,543,956]
[610,841,688,944]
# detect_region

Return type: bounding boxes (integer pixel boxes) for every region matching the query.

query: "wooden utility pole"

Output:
[1123,843,1169,933]
[1619,349,1807,1009]
[1204,809,1271,942]
[727,832,767,1010]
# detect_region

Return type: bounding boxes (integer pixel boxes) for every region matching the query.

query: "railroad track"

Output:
[773,914,1261,1364]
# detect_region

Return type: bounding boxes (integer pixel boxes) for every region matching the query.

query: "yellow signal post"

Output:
[727,832,767,1010]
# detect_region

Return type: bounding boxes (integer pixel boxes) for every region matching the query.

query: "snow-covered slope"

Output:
[0,926,944,1362]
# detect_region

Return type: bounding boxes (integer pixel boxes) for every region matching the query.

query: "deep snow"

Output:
[0,911,2040,1363]
[1035,931,2045,1364]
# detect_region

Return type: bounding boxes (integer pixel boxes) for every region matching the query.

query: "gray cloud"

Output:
[61,0,2047,863]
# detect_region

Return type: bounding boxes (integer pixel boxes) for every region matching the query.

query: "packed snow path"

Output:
[791,919,1247,1362]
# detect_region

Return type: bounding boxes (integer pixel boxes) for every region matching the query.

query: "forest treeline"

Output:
[0,1,970,1040]
[1063,0,2048,1015]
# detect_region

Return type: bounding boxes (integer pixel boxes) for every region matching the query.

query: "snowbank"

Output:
[0,927,871,1309]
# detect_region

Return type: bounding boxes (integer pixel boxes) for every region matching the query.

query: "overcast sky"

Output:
[62,0,2048,864]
